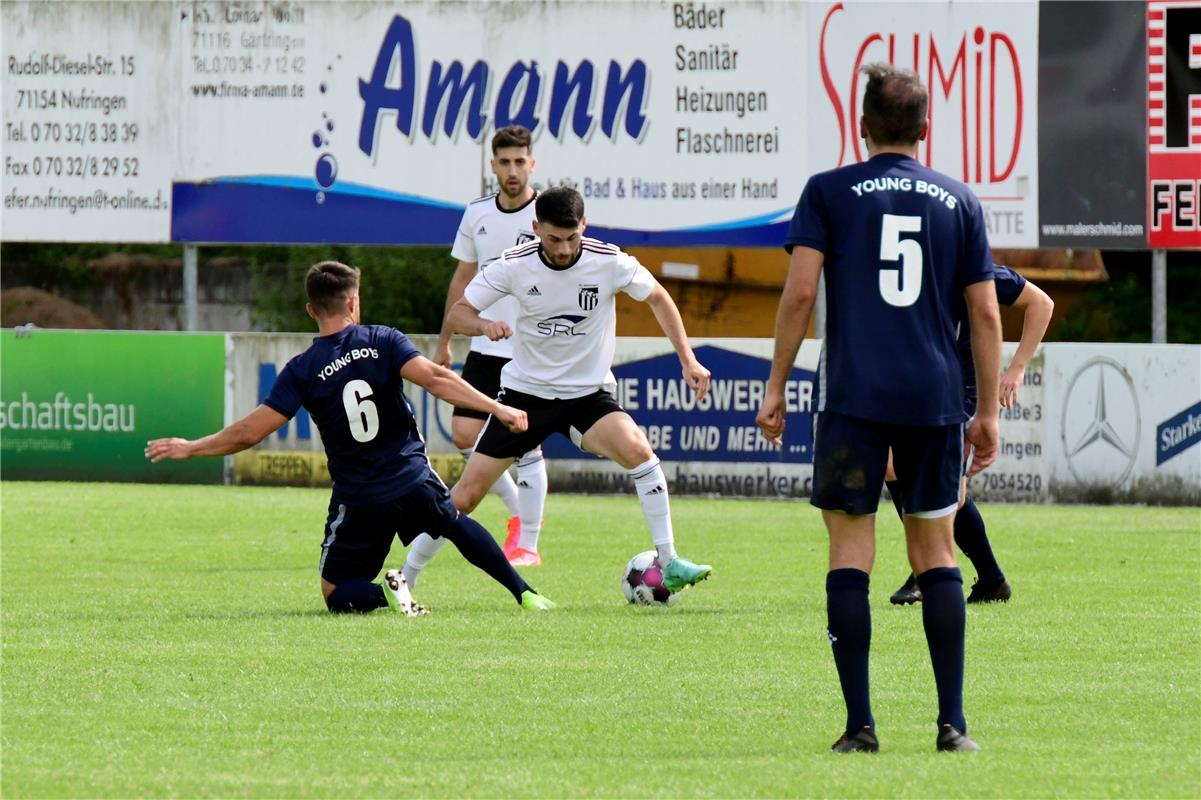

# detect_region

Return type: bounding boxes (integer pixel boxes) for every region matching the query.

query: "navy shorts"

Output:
[452,351,509,420]
[474,388,623,459]
[811,411,963,517]
[318,473,460,585]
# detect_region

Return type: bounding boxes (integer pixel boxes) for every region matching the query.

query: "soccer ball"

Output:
[621,550,680,606]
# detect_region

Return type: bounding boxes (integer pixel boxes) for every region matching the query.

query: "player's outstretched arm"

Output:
[447,298,512,342]
[400,355,527,433]
[645,282,710,401]
[964,279,1002,475]
[145,405,289,462]
[757,246,821,446]
[434,260,479,367]
[1000,280,1054,408]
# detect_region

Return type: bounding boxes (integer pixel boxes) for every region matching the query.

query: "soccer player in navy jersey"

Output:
[145,261,555,613]
[889,265,1054,606]
[756,63,1002,753]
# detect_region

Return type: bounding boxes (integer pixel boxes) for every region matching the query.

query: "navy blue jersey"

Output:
[264,324,429,503]
[958,263,1027,414]
[785,153,994,426]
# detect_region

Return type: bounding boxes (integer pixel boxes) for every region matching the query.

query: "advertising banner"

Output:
[542,340,822,497]
[171,0,805,246]
[229,332,1199,503]
[0,1,176,242]
[807,1,1040,247]
[1147,0,1201,249]
[0,330,225,483]
[1036,1,1148,248]
[1040,344,1201,503]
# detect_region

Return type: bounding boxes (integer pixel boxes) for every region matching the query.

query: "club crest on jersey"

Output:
[515,232,535,245]
[578,285,599,311]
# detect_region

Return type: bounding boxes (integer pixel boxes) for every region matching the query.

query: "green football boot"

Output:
[383,569,428,616]
[662,556,713,593]
[520,590,557,611]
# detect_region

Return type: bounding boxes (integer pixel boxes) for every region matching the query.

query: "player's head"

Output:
[305,261,361,323]
[533,186,586,267]
[859,62,929,151]
[491,125,535,201]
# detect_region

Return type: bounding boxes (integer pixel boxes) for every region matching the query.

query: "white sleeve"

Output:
[463,257,511,310]
[450,208,477,263]
[615,251,657,301]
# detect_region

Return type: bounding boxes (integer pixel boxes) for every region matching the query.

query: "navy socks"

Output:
[916,566,967,732]
[954,497,1005,585]
[326,579,388,613]
[826,568,874,734]
[442,512,531,604]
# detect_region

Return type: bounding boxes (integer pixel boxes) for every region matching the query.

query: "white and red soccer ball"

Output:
[621,550,681,606]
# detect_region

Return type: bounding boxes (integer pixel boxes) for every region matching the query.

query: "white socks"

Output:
[515,449,547,551]
[402,533,446,589]
[629,457,676,564]
[461,446,521,517]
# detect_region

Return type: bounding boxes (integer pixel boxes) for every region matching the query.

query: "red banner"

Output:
[1148,0,1201,248]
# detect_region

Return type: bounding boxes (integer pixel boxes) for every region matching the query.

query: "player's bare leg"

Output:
[452,414,521,546]
[905,512,974,748]
[822,511,878,750]
[580,411,711,591]
[453,451,518,514]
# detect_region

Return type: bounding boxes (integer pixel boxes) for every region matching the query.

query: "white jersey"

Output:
[451,192,538,358]
[463,237,658,400]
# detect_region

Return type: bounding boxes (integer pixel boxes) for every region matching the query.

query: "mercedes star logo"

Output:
[1061,357,1141,486]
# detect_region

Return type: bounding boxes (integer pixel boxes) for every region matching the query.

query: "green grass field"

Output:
[2,481,1199,798]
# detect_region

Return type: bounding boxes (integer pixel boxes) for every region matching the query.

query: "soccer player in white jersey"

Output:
[429,125,549,567]
[406,186,715,595]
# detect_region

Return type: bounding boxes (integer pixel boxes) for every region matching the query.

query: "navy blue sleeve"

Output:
[992,264,1027,307]
[783,177,828,254]
[959,196,995,288]
[383,327,422,373]
[263,360,302,419]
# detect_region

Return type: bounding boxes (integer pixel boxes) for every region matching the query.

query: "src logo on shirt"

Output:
[515,232,536,245]
[578,285,599,310]
[536,314,586,337]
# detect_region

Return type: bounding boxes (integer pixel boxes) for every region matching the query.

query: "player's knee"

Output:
[451,482,485,513]
[451,430,476,451]
[623,444,655,469]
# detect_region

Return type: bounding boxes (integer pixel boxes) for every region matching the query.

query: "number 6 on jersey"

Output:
[343,379,380,442]
[879,213,923,307]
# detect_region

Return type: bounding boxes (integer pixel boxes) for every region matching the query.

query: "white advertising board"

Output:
[1,1,176,242]
[3,0,1042,247]
[227,333,1201,504]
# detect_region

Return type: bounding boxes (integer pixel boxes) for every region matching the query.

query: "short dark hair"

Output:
[491,125,532,155]
[860,63,928,146]
[535,186,584,228]
[305,261,360,316]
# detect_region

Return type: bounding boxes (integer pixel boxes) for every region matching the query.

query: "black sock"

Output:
[916,566,967,732]
[442,512,531,604]
[326,579,388,613]
[884,479,905,522]
[826,568,874,734]
[954,497,1004,584]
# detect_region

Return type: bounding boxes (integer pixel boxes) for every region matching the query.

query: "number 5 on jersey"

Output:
[343,379,380,442]
[879,213,922,307]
